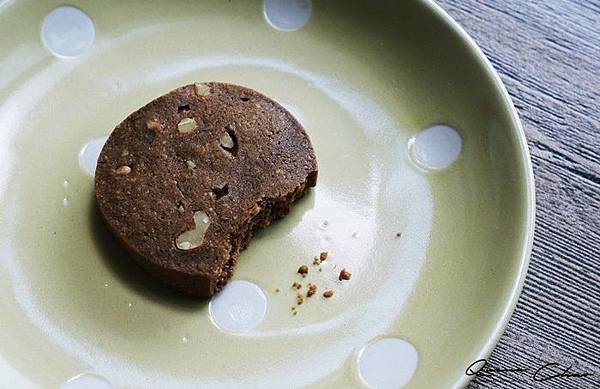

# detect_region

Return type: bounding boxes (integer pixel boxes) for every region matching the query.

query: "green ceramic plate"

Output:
[0,0,535,387]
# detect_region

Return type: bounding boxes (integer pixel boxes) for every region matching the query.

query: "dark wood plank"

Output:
[434,0,600,387]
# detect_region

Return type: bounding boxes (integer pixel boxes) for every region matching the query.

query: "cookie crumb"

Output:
[293,310,298,316]
[395,232,402,238]
[307,283,317,297]
[292,282,302,290]
[339,268,352,281]
[323,290,334,298]
[312,256,320,266]
[274,288,280,293]
[319,251,328,262]
[297,265,309,277]
[318,267,323,272]
[296,293,304,305]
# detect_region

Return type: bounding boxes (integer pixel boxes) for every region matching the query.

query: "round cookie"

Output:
[95,82,318,297]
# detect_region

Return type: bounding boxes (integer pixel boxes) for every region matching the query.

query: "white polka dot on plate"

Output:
[264,0,312,31]
[357,338,419,388]
[63,373,112,389]
[209,280,268,333]
[79,136,108,175]
[41,6,95,58]
[409,125,462,169]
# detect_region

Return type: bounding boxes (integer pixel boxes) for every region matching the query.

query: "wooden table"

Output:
[435,1,599,387]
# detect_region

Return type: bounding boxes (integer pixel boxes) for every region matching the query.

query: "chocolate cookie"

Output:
[95,82,317,297]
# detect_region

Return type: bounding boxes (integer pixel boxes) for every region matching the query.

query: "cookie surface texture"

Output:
[95,82,318,297]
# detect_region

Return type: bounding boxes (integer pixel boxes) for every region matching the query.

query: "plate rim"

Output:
[421,0,536,387]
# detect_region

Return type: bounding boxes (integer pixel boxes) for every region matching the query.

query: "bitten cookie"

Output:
[95,82,318,297]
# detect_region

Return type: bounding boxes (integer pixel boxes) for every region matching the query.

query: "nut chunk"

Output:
[176,211,210,250]
[298,265,309,277]
[306,283,317,297]
[177,118,197,133]
[115,165,131,175]
[339,268,352,281]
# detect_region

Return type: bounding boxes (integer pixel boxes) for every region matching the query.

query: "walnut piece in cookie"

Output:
[175,211,210,250]
[220,130,235,149]
[115,165,131,175]
[292,282,302,290]
[177,117,197,133]
[146,118,163,131]
[194,82,210,96]
[185,160,196,170]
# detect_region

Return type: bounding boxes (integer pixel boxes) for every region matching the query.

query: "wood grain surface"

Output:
[434,0,599,388]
